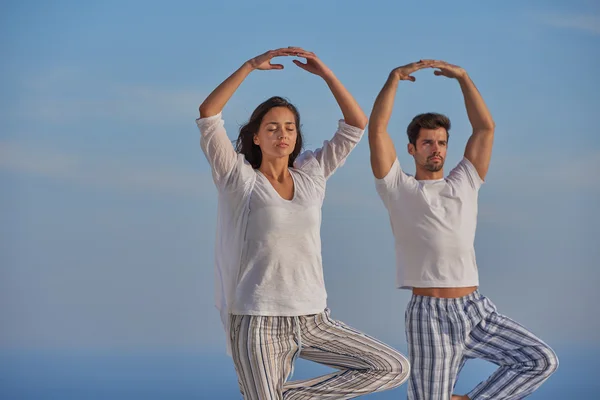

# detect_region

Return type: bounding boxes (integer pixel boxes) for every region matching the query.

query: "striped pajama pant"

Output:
[405,291,558,400]
[230,309,410,399]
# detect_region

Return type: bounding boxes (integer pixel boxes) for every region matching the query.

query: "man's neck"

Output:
[415,167,444,181]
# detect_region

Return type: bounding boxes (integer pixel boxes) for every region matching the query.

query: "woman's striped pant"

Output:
[230,309,410,399]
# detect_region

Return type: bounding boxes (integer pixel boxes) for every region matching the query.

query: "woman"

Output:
[197,47,409,399]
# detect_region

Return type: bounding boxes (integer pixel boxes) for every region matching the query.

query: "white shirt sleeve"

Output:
[295,120,364,179]
[196,113,254,191]
[447,157,484,191]
[374,158,415,206]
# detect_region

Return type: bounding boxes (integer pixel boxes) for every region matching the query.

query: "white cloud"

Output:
[0,141,213,197]
[538,13,600,35]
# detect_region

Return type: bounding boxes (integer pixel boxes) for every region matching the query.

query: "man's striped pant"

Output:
[405,290,558,400]
[230,309,410,399]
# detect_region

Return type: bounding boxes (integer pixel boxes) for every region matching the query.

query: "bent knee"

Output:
[373,352,411,383]
[541,346,559,377]
[525,344,559,378]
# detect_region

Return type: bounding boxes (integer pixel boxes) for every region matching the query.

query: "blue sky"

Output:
[1,0,599,395]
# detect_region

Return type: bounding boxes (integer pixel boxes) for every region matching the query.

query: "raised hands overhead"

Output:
[421,59,467,80]
[288,46,367,129]
[199,48,297,117]
[422,59,495,179]
[390,60,435,82]
[368,58,494,181]
[246,48,298,71]
[288,47,334,79]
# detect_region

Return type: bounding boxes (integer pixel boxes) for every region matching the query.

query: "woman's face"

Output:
[253,107,298,163]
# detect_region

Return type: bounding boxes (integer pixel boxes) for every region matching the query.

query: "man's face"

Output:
[408,127,448,173]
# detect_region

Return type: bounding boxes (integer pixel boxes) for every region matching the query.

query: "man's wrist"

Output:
[456,71,470,83]
[242,61,256,73]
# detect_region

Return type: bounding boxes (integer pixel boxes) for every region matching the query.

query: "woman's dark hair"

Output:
[236,96,304,169]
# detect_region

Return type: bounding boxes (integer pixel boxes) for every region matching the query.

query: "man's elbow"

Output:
[474,116,495,133]
[475,124,495,136]
[368,122,386,136]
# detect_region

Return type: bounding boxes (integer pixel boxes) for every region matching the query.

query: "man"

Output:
[368,59,558,399]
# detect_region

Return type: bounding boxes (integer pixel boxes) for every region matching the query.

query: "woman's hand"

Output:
[289,47,334,79]
[246,48,297,71]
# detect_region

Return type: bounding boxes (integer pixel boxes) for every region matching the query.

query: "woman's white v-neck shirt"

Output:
[196,112,364,352]
[232,168,325,315]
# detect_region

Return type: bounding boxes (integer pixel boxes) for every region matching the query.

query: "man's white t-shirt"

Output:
[375,157,484,289]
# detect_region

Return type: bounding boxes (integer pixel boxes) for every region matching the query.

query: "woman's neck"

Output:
[258,157,290,181]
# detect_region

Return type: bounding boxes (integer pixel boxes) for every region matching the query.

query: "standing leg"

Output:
[230,314,298,400]
[282,309,410,399]
[405,296,467,400]
[463,296,558,400]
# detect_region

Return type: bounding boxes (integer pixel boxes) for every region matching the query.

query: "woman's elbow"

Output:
[353,115,368,130]
[199,103,209,119]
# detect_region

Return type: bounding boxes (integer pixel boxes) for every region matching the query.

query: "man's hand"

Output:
[423,60,467,80]
[421,60,495,181]
[391,60,435,82]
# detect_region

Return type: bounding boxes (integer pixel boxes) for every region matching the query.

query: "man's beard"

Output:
[424,156,444,172]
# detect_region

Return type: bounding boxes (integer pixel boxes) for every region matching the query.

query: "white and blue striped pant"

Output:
[405,291,558,400]
[230,309,410,399]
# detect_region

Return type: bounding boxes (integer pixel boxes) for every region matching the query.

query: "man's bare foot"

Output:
[451,396,470,400]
